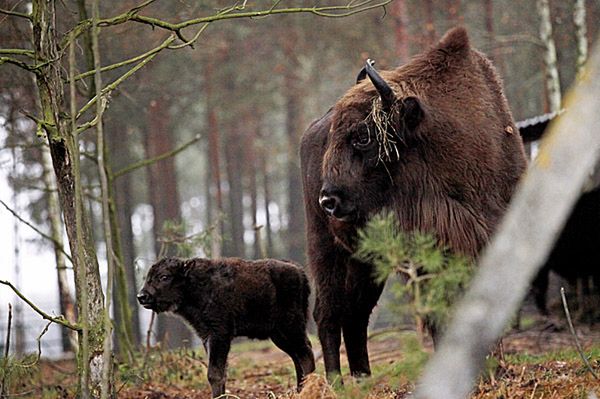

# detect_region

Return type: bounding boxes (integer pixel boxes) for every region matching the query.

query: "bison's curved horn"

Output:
[365,59,395,110]
[356,59,375,84]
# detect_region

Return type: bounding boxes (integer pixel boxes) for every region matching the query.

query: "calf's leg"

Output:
[206,337,231,398]
[271,331,315,390]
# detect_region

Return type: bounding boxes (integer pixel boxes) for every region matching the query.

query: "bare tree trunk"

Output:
[144,97,192,349]
[424,0,436,45]
[42,148,77,352]
[261,149,274,257]
[537,0,562,112]
[247,125,261,259]
[447,0,462,26]
[112,165,141,348]
[32,2,107,396]
[415,38,600,399]
[104,117,140,354]
[205,60,223,258]
[283,32,306,264]
[223,124,246,257]
[391,0,410,63]
[573,0,588,77]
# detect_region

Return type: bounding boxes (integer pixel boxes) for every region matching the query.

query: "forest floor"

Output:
[6,313,600,399]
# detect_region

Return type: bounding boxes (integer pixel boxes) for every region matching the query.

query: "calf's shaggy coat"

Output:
[137,257,315,398]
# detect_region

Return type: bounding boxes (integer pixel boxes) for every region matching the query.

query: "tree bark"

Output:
[573,0,588,77]
[424,0,436,45]
[282,32,306,264]
[107,117,142,350]
[537,0,562,112]
[223,124,246,258]
[205,59,223,258]
[32,2,107,396]
[144,97,192,349]
[391,0,409,64]
[261,149,274,257]
[41,147,77,353]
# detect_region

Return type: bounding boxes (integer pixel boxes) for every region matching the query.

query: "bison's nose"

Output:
[319,194,341,216]
[137,291,151,305]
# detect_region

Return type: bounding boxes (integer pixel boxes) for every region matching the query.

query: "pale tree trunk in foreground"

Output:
[537,0,562,112]
[414,36,600,399]
[574,0,588,77]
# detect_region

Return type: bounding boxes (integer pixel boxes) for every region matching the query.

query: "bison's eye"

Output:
[159,274,171,282]
[351,129,374,150]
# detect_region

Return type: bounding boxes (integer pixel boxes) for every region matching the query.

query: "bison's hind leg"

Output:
[271,330,316,391]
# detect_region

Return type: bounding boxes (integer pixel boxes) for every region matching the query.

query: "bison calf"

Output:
[137,257,315,397]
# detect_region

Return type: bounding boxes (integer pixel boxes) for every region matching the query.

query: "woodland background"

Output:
[0,1,599,396]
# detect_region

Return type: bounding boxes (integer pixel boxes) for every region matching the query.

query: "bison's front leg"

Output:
[313,284,344,382]
[311,244,349,382]
[305,213,348,380]
[342,260,385,377]
[206,337,231,398]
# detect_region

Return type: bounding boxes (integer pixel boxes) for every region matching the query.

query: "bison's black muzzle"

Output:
[137,290,154,309]
[319,185,356,222]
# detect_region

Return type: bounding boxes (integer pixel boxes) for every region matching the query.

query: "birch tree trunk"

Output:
[32,1,107,397]
[574,0,588,77]
[537,0,562,112]
[41,148,77,352]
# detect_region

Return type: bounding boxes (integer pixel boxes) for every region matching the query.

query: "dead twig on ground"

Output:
[560,287,599,380]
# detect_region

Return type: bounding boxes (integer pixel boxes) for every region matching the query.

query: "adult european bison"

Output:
[300,27,527,380]
[137,257,315,397]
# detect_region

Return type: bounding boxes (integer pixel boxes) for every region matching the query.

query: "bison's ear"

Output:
[436,27,470,55]
[400,96,424,132]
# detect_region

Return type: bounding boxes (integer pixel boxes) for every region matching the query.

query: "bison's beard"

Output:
[328,219,359,253]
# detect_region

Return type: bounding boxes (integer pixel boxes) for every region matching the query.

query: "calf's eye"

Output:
[159,275,170,282]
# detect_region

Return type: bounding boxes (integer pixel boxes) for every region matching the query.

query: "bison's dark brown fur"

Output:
[137,257,315,398]
[300,27,527,380]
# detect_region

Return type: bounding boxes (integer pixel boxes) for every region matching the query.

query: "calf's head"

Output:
[137,257,187,313]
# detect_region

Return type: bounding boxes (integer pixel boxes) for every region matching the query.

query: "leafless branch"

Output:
[0,280,81,331]
[20,321,52,368]
[68,1,392,42]
[0,7,31,20]
[560,287,599,380]
[113,134,201,178]
[0,199,73,264]
[75,34,176,120]
[0,57,36,72]
[0,49,34,57]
